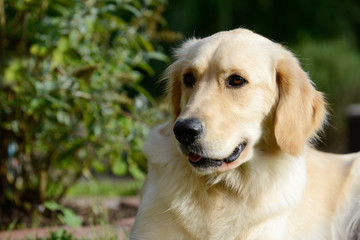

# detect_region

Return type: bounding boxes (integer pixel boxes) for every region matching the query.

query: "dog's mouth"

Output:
[188,142,247,168]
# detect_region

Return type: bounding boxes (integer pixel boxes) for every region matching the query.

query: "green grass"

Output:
[26,229,87,240]
[66,178,143,197]
[25,229,118,240]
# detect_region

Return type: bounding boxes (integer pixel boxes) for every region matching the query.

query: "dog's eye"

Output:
[227,74,247,88]
[183,73,196,88]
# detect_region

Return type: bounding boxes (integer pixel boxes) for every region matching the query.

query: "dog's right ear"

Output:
[165,38,199,121]
[166,61,182,120]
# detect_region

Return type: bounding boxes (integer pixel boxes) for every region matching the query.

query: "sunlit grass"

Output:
[66,177,144,197]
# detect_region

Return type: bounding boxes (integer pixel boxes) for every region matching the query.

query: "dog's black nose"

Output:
[173,118,203,145]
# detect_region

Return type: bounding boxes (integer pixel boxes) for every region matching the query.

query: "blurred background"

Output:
[0,0,360,234]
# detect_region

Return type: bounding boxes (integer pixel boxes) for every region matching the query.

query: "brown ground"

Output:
[0,197,139,239]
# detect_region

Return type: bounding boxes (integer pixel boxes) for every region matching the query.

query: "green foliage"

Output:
[44,201,82,227]
[26,228,117,240]
[45,230,77,240]
[294,38,360,127]
[66,178,143,197]
[27,229,87,240]
[0,0,177,219]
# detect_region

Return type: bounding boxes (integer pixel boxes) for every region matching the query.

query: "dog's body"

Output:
[131,29,360,240]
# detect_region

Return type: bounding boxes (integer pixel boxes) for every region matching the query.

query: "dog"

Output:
[130,28,360,240]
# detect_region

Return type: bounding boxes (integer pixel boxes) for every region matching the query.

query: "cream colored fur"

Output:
[130,28,360,240]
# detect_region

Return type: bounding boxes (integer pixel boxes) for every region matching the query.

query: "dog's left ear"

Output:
[274,52,327,156]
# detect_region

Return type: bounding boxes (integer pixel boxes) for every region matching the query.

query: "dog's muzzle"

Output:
[173,118,247,168]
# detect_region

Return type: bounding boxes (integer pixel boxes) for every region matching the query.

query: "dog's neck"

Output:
[165,149,307,239]
[206,150,306,197]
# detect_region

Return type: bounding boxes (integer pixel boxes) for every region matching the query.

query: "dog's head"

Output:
[166,29,326,174]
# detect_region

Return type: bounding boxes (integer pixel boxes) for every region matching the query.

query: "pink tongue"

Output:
[189,153,202,162]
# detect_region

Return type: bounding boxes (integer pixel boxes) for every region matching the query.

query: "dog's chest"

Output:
[171,186,252,239]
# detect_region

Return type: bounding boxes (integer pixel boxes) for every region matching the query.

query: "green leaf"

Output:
[56,111,71,126]
[4,59,22,84]
[44,200,62,211]
[48,229,74,240]
[30,44,48,57]
[58,208,82,227]
[57,37,71,52]
[45,201,82,227]
[44,94,70,110]
[137,35,154,52]
[123,4,141,17]
[112,157,127,176]
[133,83,156,106]
[129,164,145,180]
[146,51,169,62]
[28,99,41,114]
[92,160,107,173]
[136,62,155,76]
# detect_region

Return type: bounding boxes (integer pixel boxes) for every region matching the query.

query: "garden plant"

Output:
[0,0,178,228]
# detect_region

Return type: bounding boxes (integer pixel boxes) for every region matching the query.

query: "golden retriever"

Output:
[130,28,360,240]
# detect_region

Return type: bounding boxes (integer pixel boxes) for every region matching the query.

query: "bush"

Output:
[0,0,178,218]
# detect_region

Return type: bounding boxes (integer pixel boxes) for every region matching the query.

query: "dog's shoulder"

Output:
[144,122,178,165]
[343,151,360,193]
[335,151,360,239]
[306,148,360,185]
